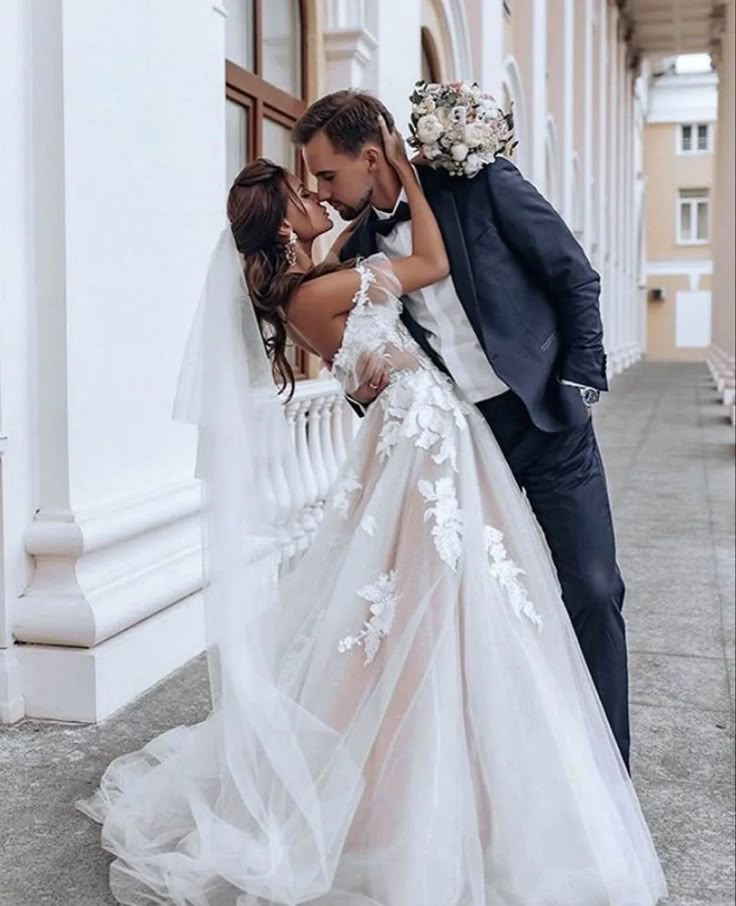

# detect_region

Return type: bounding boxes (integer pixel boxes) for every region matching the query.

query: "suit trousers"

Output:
[476,390,631,770]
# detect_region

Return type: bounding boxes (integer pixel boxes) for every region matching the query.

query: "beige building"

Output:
[644,63,718,361]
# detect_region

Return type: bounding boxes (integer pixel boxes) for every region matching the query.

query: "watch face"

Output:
[582,388,600,406]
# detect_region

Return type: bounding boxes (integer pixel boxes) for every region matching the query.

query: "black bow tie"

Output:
[370,201,411,237]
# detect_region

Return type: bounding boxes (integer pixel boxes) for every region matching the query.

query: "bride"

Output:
[78,120,667,905]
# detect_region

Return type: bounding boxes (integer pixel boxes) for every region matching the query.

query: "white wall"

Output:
[0,0,36,722]
[61,0,224,511]
[2,0,230,722]
[372,0,423,132]
[647,70,718,124]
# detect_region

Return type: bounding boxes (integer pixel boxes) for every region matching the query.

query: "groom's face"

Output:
[302,130,376,222]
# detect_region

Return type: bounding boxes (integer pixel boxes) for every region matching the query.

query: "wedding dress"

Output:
[78,242,667,906]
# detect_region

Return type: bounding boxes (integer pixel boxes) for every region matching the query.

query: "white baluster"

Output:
[284,398,307,516]
[295,397,319,512]
[332,396,348,467]
[267,418,292,528]
[308,395,329,503]
[320,394,339,489]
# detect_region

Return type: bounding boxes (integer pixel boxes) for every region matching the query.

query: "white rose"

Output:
[450,106,467,125]
[476,101,498,123]
[418,97,436,114]
[451,142,469,162]
[464,122,488,148]
[416,114,443,144]
[464,153,483,177]
[422,143,441,160]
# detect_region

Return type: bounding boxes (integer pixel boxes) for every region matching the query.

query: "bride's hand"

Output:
[378,116,410,171]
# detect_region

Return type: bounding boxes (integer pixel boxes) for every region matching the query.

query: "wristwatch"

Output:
[579,387,600,407]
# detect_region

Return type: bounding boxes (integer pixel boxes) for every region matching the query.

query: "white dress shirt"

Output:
[373,192,508,403]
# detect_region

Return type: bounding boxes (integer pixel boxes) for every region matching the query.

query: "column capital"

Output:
[322,26,377,89]
[323,27,377,67]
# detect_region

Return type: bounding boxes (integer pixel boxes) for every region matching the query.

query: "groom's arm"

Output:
[483,158,608,392]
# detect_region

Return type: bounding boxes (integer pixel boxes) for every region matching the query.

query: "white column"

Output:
[477,0,505,103]
[597,0,609,369]
[612,9,622,372]
[562,0,576,222]
[608,10,620,372]
[618,42,627,367]
[626,67,637,363]
[709,0,735,414]
[373,0,422,127]
[323,0,377,91]
[0,436,23,723]
[0,0,37,723]
[634,70,647,356]
[531,0,548,189]
[14,0,228,722]
[582,0,595,251]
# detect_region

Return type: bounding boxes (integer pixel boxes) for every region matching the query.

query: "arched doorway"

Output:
[421,0,473,81]
[421,26,443,82]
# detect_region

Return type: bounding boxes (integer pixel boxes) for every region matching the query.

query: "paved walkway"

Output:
[1,362,734,905]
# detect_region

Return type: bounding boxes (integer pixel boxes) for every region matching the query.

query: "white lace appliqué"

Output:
[338,571,399,665]
[331,468,362,518]
[419,477,464,571]
[484,526,543,630]
[360,515,377,536]
[331,263,403,386]
[377,370,468,469]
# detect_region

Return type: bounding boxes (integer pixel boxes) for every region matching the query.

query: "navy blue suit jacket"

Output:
[339,157,608,433]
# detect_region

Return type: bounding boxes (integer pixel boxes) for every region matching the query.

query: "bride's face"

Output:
[284,174,333,242]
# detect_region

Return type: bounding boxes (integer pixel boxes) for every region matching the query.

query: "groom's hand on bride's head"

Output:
[349,351,391,404]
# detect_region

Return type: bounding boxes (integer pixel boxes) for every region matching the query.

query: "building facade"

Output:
[644,64,718,361]
[1,0,732,723]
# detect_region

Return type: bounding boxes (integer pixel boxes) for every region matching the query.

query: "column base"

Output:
[0,648,25,723]
[16,590,204,723]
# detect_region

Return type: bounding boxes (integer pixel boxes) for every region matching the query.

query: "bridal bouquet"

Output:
[407,81,516,178]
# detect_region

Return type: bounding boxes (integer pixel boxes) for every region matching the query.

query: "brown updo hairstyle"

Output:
[227,159,349,399]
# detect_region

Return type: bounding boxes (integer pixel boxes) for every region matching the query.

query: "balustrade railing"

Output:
[268,377,357,573]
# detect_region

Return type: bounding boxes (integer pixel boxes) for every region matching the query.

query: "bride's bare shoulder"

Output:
[289,268,361,324]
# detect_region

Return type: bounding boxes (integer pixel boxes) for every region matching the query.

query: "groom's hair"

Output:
[292,90,396,156]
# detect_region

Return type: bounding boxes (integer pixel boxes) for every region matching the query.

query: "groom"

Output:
[292,91,631,768]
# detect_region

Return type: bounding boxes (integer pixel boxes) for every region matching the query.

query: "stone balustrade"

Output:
[274,378,357,573]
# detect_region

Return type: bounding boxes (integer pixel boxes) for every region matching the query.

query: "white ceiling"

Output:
[627,0,724,55]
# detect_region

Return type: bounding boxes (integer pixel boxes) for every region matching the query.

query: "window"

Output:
[677,189,709,244]
[225,0,306,185]
[226,0,308,376]
[678,122,711,154]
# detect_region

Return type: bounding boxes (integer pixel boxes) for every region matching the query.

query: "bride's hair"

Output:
[227,159,350,398]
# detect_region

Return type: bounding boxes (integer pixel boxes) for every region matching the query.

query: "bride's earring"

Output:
[284,228,298,266]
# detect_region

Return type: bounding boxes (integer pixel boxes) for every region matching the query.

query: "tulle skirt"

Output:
[78,373,667,905]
